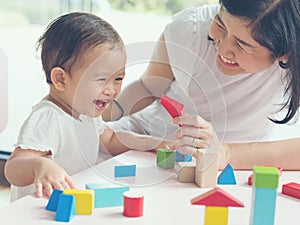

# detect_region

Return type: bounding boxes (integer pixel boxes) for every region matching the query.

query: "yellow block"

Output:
[205,206,228,225]
[63,189,94,215]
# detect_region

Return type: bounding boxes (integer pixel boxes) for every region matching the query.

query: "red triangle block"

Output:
[160,95,185,118]
[191,187,244,207]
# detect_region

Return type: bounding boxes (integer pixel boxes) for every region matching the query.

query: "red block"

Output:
[123,191,144,217]
[160,95,185,118]
[282,182,300,199]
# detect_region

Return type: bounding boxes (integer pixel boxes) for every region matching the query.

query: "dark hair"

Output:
[220,0,300,124]
[36,12,123,84]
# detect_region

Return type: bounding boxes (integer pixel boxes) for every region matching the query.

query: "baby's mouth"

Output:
[93,99,107,110]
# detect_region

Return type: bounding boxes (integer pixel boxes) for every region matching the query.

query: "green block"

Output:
[253,166,280,189]
[157,148,175,169]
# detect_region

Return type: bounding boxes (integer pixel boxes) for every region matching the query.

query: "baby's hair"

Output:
[220,0,300,124]
[36,12,123,84]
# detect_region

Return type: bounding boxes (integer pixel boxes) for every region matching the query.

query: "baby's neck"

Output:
[44,94,81,120]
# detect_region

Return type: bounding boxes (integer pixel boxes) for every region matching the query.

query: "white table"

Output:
[1,150,300,225]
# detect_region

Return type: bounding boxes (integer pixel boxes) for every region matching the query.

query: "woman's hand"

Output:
[173,115,215,155]
[33,157,75,198]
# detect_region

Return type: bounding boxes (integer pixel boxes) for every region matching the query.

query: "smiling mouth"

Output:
[93,99,108,110]
[219,55,239,66]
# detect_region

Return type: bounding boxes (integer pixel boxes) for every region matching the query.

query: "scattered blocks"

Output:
[86,183,129,208]
[160,95,185,118]
[175,150,192,162]
[55,194,76,222]
[217,164,236,185]
[114,165,136,177]
[282,182,300,199]
[63,189,94,215]
[156,148,175,169]
[123,191,144,217]
[250,166,280,225]
[46,189,63,212]
[177,162,195,183]
[191,187,244,225]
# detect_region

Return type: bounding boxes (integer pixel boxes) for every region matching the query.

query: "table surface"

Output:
[1,150,300,225]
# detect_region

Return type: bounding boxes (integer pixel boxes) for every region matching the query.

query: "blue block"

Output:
[55,194,76,222]
[114,165,136,177]
[217,164,236,185]
[175,151,192,162]
[46,189,63,212]
[86,183,129,208]
[250,187,277,225]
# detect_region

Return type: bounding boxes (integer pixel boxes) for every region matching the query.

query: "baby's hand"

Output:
[33,158,75,198]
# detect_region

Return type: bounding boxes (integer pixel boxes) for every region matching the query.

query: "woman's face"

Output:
[208,7,279,76]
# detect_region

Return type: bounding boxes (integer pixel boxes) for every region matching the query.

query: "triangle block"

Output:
[160,95,185,118]
[45,189,63,212]
[218,164,236,185]
[55,194,76,222]
[191,187,244,207]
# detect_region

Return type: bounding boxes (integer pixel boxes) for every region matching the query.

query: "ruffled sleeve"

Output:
[15,105,62,156]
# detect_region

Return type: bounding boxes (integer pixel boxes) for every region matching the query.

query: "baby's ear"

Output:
[50,67,67,91]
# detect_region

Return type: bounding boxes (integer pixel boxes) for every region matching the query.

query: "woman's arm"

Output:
[222,138,300,170]
[103,34,175,121]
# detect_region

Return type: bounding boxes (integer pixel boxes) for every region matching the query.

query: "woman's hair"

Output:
[220,0,300,124]
[36,12,123,84]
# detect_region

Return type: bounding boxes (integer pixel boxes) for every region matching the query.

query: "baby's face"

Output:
[67,44,127,118]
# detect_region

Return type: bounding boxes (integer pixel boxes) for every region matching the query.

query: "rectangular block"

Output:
[250,187,277,225]
[282,182,300,199]
[177,162,195,183]
[86,183,129,208]
[205,206,228,225]
[157,148,175,169]
[253,166,279,189]
[114,165,136,177]
[63,189,94,215]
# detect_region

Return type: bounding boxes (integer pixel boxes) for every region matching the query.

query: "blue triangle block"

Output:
[217,164,236,185]
[175,150,192,162]
[55,194,76,222]
[46,189,63,212]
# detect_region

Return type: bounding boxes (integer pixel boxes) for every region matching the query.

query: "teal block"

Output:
[157,148,175,169]
[114,165,136,177]
[250,187,277,225]
[217,164,236,185]
[46,189,63,212]
[86,183,129,208]
[55,194,76,222]
[175,150,192,162]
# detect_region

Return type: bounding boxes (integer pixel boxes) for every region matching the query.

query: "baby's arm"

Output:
[100,126,176,156]
[5,147,75,198]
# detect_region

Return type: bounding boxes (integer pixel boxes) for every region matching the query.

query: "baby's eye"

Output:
[96,78,106,82]
[115,77,124,81]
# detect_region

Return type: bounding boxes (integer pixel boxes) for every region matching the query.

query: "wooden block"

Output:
[63,189,94,215]
[250,187,277,225]
[86,183,129,208]
[114,165,136,177]
[177,162,195,183]
[46,189,63,212]
[160,95,185,118]
[123,191,144,217]
[282,182,300,199]
[217,164,236,185]
[195,149,218,188]
[253,166,279,189]
[249,167,282,186]
[156,148,175,169]
[191,187,244,207]
[55,194,75,222]
[175,150,192,162]
[205,206,228,225]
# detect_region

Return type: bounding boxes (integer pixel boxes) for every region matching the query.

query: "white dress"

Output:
[109,4,286,143]
[10,100,106,201]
